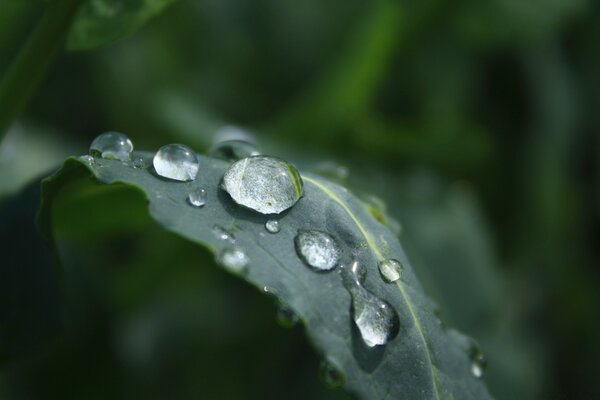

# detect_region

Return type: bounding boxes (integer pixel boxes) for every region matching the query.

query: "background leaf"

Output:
[39,154,493,399]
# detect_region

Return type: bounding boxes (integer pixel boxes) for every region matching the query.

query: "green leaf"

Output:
[66,0,177,51]
[39,153,493,400]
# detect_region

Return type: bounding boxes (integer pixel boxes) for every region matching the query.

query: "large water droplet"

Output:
[342,261,399,347]
[208,140,259,161]
[89,131,133,162]
[295,230,340,272]
[187,187,207,207]
[212,225,235,243]
[265,219,280,234]
[221,156,303,214]
[153,144,199,182]
[217,246,249,273]
[319,360,344,388]
[378,259,404,283]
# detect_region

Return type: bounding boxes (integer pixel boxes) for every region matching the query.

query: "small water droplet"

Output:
[187,187,207,207]
[79,155,94,165]
[342,261,399,347]
[319,360,344,388]
[212,225,235,243]
[217,246,249,273]
[469,345,487,379]
[378,259,404,283]
[221,156,303,214]
[265,219,280,233]
[132,156,147,169]
[89,131,133,162]
[153,143,199,182]
[208,140,260,161]
[295,230,340,272]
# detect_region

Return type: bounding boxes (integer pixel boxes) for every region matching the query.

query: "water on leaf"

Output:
[132,156,147,169]
[294,230,340,272]
[221,156,303,214]
[342,261,399,347]
[217,246,249,273]
[265,219,280,233]
[378,258,404,283]
[153,143,199,182]
[469,345,487,379]
[212,224,235,243]
[319,360,345,388]
[208,140,259,161]
[187,187,207,207]
[89,131,133,162]
[79,155,94,165]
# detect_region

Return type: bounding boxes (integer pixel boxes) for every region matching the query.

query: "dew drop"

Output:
[294,230,340,272]
[378,259,404,283]
[319,360,344,388]
[265,219,280,234]
[153,143,199,182]
[221,156,303,214]
[212,224,235,243]
[469,345,487,379]
[132,156,147,169]
[208,140,260,161]
[217,246,249,273]
[187,187,207,207]
[342,261,399,347]
[79,155,94,165]
[89,131,133,162]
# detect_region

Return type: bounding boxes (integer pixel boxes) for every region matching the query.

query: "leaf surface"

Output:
[39,153,493,400]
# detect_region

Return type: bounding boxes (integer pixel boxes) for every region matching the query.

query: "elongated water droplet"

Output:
[187,187,207,207]
[217,246,249,273]
[295,230,340,272]
[89,131,133,162]
[208,140,259,161]
[342,261,399,347]
[265,219,280,233]
[153,144,199,182]
[212,225,235,243]
[319,360,344,388]
[378,259,404,283]
[222,156,303,214]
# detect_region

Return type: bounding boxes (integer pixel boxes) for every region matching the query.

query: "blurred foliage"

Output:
[1,0,599,398]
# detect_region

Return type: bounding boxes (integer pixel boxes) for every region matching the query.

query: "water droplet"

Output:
[265,219,280,233]
[276,302,299,328]
[208,140,260,161]
[469,345,487,379]
[319,360,344,388]
[378,259,404,283]
[217,246,249,273]
[342,261,399,347]
[212,225,235,243]
[89,131,133,162]
[79,155,94,165]
[187,187,207,207]
[132,156,147,169]
[295,230,340,272]
[213,125,256,144]
[153,143,199,182]
[221,156,303,214]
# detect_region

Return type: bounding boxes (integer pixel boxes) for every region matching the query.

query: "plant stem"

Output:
[0,0,81,138]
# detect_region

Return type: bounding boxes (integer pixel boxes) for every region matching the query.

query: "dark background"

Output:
[1,0,599,399]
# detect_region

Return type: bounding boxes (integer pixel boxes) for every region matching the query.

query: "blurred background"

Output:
[0,0,599,399]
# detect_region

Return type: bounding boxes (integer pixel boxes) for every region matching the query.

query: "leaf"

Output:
[66,0,177,51]
[38,153,493,400]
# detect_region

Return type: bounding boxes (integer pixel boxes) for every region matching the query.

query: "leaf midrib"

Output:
[303,175,442,400]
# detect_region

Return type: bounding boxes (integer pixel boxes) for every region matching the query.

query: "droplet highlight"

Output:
[212,225,235,243]
[153,143,199,182]
[217,246,249,273]
[265,219,280,234]
[221,156,303,214]
[469,345,487,379]
[378,259,404,283]
[208,140,259,161]
[342,261,399,347]
[89,131,133,162]
[295,230,340,272]
[187,187,207,207]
